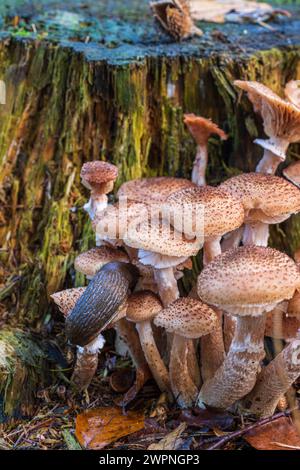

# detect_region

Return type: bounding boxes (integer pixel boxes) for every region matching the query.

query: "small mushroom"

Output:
[150,0,203,41]
[283,160,300,189]
[243,333,300,418]
[234,80,300,174]
[197,246,300,410]
[184,114,228,186]
[66,261,139,347]
[285,80,300,108]
[74,246,129,280]
[221,173,300,246]
[81,161,118,221]
[51,287,105,391]
[154,297,218,408]
[126,291,172,397]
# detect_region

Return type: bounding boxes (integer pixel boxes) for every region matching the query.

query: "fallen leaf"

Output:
[180,409,234,430]
[245,417,300,450]
[75,407,145,450]
[148,423,186,450]
[190,0,276,23]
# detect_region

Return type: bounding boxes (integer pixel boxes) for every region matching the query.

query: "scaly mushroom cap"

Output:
[285,80,300,108]
[265,312,300,340]
[123,218,201,258]
[283,161,300,189]
[51,287,86,316]
[198,246,300,316]
[164,185,245,239]
[126,291,163,323]
[220,173,300,223]
[154,297,218,339]
[74,247,129,278]
[287,290,300,318]
[117,177,196,204]
[184,114,228,146]
[235,80,300,144]
[81,161,118,186]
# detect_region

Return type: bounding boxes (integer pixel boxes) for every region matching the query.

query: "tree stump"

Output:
[0,0,300,418]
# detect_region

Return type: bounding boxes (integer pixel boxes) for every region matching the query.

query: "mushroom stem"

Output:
[224,313,237,353]
[255,140,289,175]
[153,267,179,307]
[242,336,300,418]
[197,315,266,409]
[170,334,198,408]
[200,308,225,382]
[203,237,222,265]
[187,339,201,388]
[71,334,105,392]
[84,193,108,222]
[221,227,244,252]
[192,144,208,186]
[135,321,172,398]
[242,222,270,247]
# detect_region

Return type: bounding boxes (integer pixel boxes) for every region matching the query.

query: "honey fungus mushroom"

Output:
[74,246,129,280]
[234,80,300,175]
[154,297,218,408]
[150,0,203,41]
[81,161,118,221]
[197,246,300,410]
[221,173,300,247]
[184,114,228,186]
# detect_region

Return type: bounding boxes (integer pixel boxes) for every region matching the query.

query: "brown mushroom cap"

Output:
[285,80,300,108]
[220,173,300,222]
[198,246,300,316]
[81,161,118,186]
[126,291,163,323]
[164,185,245,239]
[184,113,228,146]
[154,297,218,339]
[74,247,129,278]
[51,287,86,316]
[117,177,196,204]
[123,217,201,258]
[234,80,300,144]
[283,161,300,189]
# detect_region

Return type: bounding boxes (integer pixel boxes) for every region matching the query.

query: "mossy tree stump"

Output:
[0,0,300,418]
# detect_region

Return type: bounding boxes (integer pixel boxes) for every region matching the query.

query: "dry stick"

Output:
[206,409,294,450]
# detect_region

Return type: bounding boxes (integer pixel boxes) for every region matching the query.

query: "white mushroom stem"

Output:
[71,334,105,391]
[243,337,300,418]
[224,314,237,353]
[170,334,198,408]
[187,339,201,388]
[243,222,270,247]
[84,193,108,222]
[135,321,172,398]
[153,267,179,307]
[197,315,266,409]
[221,227,244,252]
[201,241,225,381]
[255,139,288,175]
[192,144,208,187]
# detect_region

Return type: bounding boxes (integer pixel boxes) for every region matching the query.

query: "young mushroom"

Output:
[81,161,118,221]
[197,246,300,410]
[150,0,203,41]
[125,291,172,397]
[154,297,218,408]
[51,287,105,391]
[234,80,300,175]
[184,114,228,186]
[221,173,300,246]
[74,246,129,280]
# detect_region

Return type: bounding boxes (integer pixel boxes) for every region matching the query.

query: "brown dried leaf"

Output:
[75,407,145,450]
[190,0,272,23]
[245,417,300,450]
[148,423,186,450]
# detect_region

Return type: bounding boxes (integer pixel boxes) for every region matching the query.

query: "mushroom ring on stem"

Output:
[184,114,228,187]
[221,173,300,247]
[234,80,300,175]
[197,246,300,410]
[65,261,139,347]
[154,297,218,408]
[81,161,118,222]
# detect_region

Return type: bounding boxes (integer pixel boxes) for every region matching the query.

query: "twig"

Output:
[206,410,293,450]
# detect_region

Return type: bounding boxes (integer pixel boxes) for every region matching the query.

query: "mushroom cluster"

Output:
[51,79,300,417]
